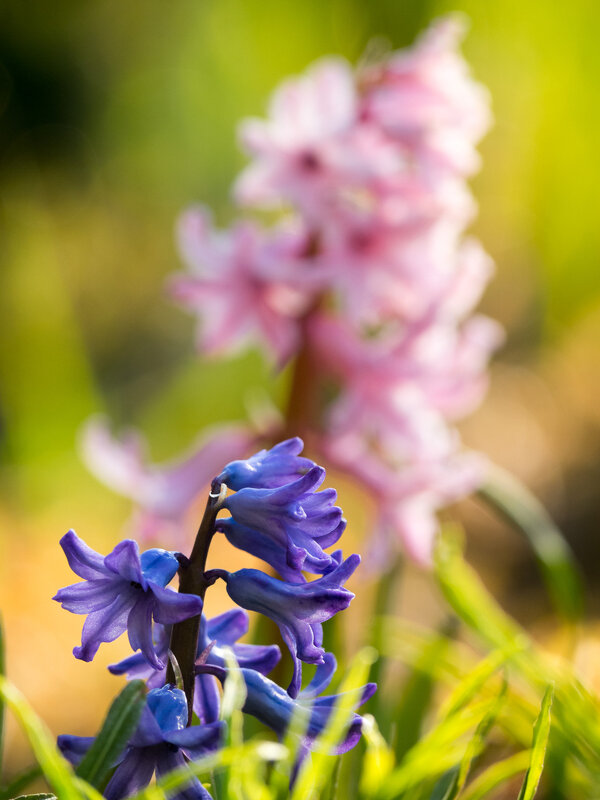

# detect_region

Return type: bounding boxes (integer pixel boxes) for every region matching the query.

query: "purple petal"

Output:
[104,540,145,587]
[206,608,248,645]
[57,735,95,766]
[104,747,156,800]
[164,720,224,759]
[73,591,133,661]
[230,643,281,675]
[59,530,107,580]
[150,583,203,625]
[194,672,221,724]
[127,597,162,669]
[53,578,117,614]
[300,652,337,698]
[155,749,212,800]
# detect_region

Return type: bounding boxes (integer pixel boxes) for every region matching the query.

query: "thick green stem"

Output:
[166,485,224,722]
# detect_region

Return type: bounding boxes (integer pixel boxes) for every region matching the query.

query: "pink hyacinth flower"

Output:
[171,207,321,366]
[80,417,255,544]
[360,15,492,178]
[235,58,399,222]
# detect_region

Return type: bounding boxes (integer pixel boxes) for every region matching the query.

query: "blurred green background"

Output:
[1,0,600,775]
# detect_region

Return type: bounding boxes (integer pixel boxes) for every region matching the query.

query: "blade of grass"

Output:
[461,751,531,800]
[0,675,80,800]
[359,714,395,798]
[291,647,377,800]
[76,679,146,788]
[478,463,583,621]
[393,619,457,760]
[516,685,554,800]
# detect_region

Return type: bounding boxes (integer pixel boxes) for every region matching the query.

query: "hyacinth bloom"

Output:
[170,207,322,364]
[59,686,223,800]
[109,610,281,723]
[223,465,345,576]
[223,554,360,697]
[216,437,315,490]
[80,417,254,544]
[53,531,203,667]
[199,653,375,754]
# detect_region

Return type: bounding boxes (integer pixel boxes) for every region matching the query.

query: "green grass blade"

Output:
[76,679,146,787]
[291,647,377,800]
[392,620,456,760]
[0,675,80,800]
[359,714,395,797]
[12,794,57,799]
[439,649,511,720]
[478,463,583,620]
[461,751,531,800]
[516,685,554,800]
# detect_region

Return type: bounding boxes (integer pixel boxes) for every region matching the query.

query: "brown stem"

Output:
[166,483,223,722]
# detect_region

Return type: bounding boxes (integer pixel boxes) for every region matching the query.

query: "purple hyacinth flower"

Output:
[59,686,223,800]
[222,466,345,576]
[53,530,203,668]
[216,437,315,490]
[223,554,360,697]
[109,609,281,723]
[198,653,376,754]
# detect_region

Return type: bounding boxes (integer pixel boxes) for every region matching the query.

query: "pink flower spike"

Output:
[80,417,255,545]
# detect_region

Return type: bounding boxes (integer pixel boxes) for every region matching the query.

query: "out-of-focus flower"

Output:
[53,531,203,667]
[222,554,360,697]
[109,610,281,723]
[80,417,254,543]
[59,686,223,800]
[171,207,319,364]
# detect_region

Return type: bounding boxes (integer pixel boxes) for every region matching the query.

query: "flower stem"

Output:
[166,481,224,721]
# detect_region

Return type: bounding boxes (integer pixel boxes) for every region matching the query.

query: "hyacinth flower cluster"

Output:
[79,16,501,569]
[55,439,375,798]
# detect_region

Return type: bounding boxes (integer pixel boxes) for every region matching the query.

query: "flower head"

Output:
[59,685,223,800]
[53,531,203,667]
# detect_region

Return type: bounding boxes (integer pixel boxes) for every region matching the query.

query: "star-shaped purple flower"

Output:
[53,530,203,667]
[59,685,223,800]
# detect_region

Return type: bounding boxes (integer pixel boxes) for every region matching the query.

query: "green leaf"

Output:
[0,675,80,800]
[478,463,583,621]
[517,685,554,800]
[76,680,146,787]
